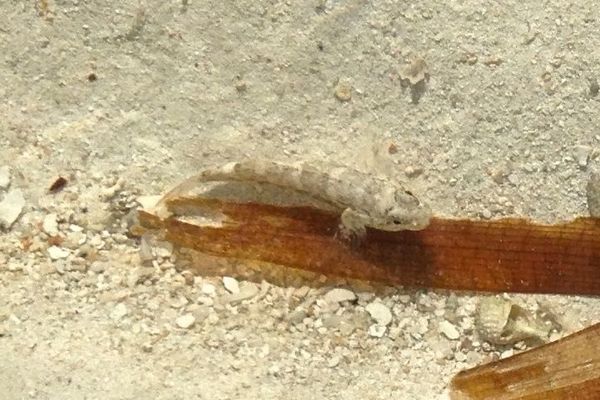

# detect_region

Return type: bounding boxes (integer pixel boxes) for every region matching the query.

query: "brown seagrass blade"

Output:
[449,322,600,399]
[136,196,600,295]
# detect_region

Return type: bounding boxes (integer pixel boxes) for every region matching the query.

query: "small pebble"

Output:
[42,213,59,236]
[222,276,240,294]
[365,302,393,326]
[439,320,460,340]
[324,288,357,304]
[201,282,216,295]
[368,324,387,338]
[175,314,196,329]
[89,261,108,274]
[573,145,591,169]
[136,195,162,210]
[47,246,69,260]
[111,303,128,321]
[181,270,195,286]
[154,241,173,258]
[225,282,259,304]
[334,81,352,102]
[0,189,25,229]
[481,209,492,219]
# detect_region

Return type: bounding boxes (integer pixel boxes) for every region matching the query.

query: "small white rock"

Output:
[0,166,10,189]
[42,213,59,236]
[201,282,216,295]
[368,324,387,338]
[111,303,128,321]
[574,145,591,168]
[226,282,259,304]
[176,314,195,329]
[89,261,107,273]
[439,320,461,340]
[136,195,162,210]
[0,189,25,229]
[324,288,357,304]
[154,241,173,258]
[222,276,240,294]
[365,302,393,326]
[47,246,69,260]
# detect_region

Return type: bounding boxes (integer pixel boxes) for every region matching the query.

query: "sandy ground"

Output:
[1,1,600,399]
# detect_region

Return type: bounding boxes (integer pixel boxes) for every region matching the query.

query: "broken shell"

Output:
[476,297,552,345]
[399,56,429,85]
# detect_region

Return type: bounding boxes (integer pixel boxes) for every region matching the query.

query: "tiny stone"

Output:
[154,241,173,258]
[176,314,195,329]
[89,261,107,273]
[181,270,195,286]
[439,320,461,340]
[42,213,59,236]
[47,246,69,260]
[500,349,514,359]
[0,166,10,189]
[324,288,357,304]
[136,195,162,210]
[0,189,25,229]
[201,282,216,295]
[111,303,128,321]
[404,166,423,178]
[574,145,591,168]
[222,276,240,294]
[334,80,352,102]
[481,209,492,219]
[225,282,259,304]
[365,302,393,326]
[368,324,387,338]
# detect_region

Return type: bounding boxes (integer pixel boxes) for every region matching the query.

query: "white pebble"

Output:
[111,303,128,321]
[439,320,460,340]
[324,288,357,304]
[222,276,240,294]
[0,189,25,229]
[365,302,393,326]
[42,213,59,236]
[368,324,387,338]
[226,282,259,304]
[136,195,162,210]
[201,282,216,295]
[574,145,591,168]
[47,246,69,260]
[176,314,196,329]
